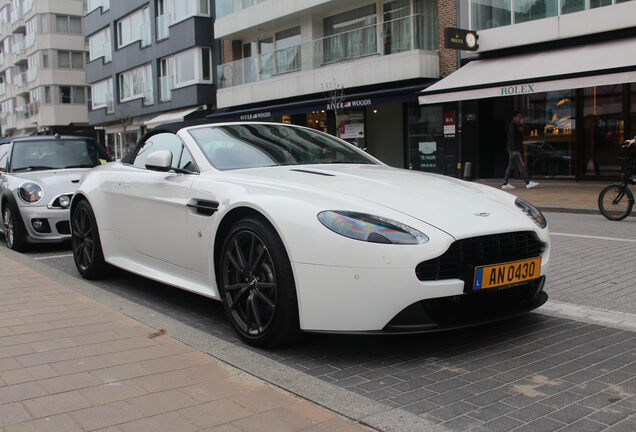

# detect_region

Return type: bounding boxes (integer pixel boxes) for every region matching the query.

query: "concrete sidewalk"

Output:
[0,252,373,432]
[477,179,609,213]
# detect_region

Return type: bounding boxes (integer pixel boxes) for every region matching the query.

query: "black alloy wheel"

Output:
[219,217,299,347]
[71,200,108,279]
[598,184,634,221]
[3,203,26,251]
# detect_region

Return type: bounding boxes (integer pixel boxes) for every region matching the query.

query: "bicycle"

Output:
[598,140,635,221]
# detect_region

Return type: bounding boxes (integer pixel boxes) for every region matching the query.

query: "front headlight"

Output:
[317,210,429,244]
[515,198,547,229]
[18,182,43,204]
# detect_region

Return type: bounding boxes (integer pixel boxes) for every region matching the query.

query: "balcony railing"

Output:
[25,32,34,48]
[216,0,267,19]
[159,75,171,102]
[10,7,22,23]
[217,14,437,89]
[14,72,25,87]
[156,14,169,41]
[12,37,24,54]
[26,67,36,82]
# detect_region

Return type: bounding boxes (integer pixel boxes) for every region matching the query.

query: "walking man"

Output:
[502,111,538,190]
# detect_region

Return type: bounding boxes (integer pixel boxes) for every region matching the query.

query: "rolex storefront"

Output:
[418,37,636,180]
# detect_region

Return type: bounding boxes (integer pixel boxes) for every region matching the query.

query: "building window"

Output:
[59,86,71,104]
[323,5,378,64]
[57,51,85,69]
[55,15,82,34]
[160,47,212,94]
[25,16,36,48]
[89,26,112,63]
[87,0,110,14]
[514,0,558,24]
[44,86,51,104]
[471,0,512,30]
[118,64,153,105]
[202,47,211,81]
[116,7,151,49]
[91,78,114,112]
[175,50,196,84]
[72,86,85,104]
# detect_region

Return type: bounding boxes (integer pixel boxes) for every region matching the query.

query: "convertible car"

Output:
[71,121,550,347]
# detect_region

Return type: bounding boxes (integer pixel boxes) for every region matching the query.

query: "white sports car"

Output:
[71,122,550,347]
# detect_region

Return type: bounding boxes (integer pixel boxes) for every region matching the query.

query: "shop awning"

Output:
[419,37,636,105]
[144,105,205,129]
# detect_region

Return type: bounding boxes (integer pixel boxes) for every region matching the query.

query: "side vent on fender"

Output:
[187,200,219,216]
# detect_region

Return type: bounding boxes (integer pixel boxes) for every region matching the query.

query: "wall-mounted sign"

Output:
[444,28,478,51]
[239,111,272,120]
[443,111,456,138]
[327,99,372,110]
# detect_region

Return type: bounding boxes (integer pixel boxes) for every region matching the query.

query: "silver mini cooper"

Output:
[0,135,109,251]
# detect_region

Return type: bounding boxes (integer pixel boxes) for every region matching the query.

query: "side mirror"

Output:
[145,150,173,172]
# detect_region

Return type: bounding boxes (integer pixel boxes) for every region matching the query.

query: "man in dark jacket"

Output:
[502,112,538,190]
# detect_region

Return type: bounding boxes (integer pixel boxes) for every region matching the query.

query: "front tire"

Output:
[71,200,109,279]
[2,203,27,252]
[218,216,300,347]
[598,185,633,221]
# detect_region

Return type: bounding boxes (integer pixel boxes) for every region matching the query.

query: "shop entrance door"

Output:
[477,97,513,179]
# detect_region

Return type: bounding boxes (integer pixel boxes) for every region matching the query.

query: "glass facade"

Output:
[471,0,634,29]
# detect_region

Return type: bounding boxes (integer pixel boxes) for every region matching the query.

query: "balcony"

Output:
[0,52,4,66]
[156,14,169,41]
[25,32,34,48]
[12,37,24,55]
[0,82,5,96]
[159,75,171,102]
[14,72,25,88]
[217,14,437,89]
[26,67,36,82]
[10,7,22,24]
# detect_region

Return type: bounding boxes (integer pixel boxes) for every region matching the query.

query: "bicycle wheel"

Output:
[598,184,634,221]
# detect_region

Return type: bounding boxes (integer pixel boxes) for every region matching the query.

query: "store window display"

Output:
[520,90,576,177]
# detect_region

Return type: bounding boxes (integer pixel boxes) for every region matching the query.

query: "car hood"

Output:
[9,168,88,199]
[228,164,537,239]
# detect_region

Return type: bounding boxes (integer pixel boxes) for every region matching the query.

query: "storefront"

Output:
[208,84,431,168]
[418,37,636,180]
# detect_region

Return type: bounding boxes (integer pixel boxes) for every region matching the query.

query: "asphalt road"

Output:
[10,212,636,431]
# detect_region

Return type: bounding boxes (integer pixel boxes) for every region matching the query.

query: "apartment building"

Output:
[0,0,93,137]
[213,0,449,170]
[420,0,636,181]
[84,0,217,157]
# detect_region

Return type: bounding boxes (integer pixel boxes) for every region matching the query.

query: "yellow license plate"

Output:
[473,257,541,290]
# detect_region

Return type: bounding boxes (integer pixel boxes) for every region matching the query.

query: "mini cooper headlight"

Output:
[515,198,547,229]
[18,182,43,204]
[318,211,429,244]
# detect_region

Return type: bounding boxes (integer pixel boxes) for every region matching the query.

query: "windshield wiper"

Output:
[12,166,57,172]
[64,164,96,169]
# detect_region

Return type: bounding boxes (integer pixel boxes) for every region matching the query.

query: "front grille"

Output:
[416,231,545,282]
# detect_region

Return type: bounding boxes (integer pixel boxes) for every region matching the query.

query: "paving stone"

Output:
[466,402,516,422]
[556,418,608,432]
[80,380,147,405]
[588,404,633,426]
[0,364,58,385]
[364,386,401,401]
[70,401,144,430]
[426,377,470,393]
[3,413,82,432]
[580,392,625,409]
[0,402,32,427]
[542,390,585,408]
[465,389,510,407]
[548,403,595,424]
[391,387,436,405]
[441,414,483,432]
[179,400,251,429]
[23,391,92,418]
[0,382,47,404]
[427,388,474,406]
[231,388,294,413]
[471,415,523,432]
[118,411,198,432]
[356,376,400,392]
[39,372,102,394]
[512,417,565,432]
[507,402,555,422]
[428,401,477,421]
[390,376,435,392]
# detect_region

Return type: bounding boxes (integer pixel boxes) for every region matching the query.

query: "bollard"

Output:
[463,161,473,180]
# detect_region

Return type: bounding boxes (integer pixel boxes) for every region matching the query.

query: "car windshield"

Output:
[10,139,104,172]
[189,124,377,170]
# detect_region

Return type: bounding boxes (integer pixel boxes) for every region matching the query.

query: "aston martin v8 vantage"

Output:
[71,122,550,346]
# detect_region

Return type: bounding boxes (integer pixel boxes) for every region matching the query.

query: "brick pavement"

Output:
[0,253,373,432]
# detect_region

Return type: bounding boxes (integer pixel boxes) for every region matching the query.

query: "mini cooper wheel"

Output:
[71,200,109,279]
[218,217,300,347]
[2,203,26,252]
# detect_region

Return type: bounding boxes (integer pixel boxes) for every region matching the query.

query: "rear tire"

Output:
[2,202,27,252]
[71,200,109,279]
[217,216,300,347]
[598,185,633,221]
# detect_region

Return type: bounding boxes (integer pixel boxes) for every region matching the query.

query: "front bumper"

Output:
[18,205,71,243]
[292,263,548,333]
